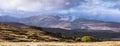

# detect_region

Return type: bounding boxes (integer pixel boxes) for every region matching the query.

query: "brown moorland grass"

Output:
[0,41,120,46]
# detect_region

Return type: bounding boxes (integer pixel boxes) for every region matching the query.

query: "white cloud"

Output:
[0,0,120,22]
[0,0,72,11]
[57,0,120,22]
[60,0,119,14]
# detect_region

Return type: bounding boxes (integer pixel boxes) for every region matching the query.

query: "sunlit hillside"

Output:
[0,23,60,42]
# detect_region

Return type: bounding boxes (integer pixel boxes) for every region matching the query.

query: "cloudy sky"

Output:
[0,0,120,22]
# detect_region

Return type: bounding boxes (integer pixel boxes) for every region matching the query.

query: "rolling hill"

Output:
[0,23,60,42]
[0,22,120,42]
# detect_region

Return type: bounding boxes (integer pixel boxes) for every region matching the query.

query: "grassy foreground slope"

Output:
[0,41,120,46]
[0,23,60,42]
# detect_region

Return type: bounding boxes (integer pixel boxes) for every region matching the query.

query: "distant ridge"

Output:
[0,15,120,32]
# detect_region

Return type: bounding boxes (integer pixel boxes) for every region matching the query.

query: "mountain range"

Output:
[0,15,120,41]
[0,16,20,22]
[0,15,120,33]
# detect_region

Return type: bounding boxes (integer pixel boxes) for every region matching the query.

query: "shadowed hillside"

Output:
[42,28,120,41]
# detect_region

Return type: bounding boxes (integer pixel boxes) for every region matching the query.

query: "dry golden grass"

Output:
[0,41,120,46]
[0,24,60,42]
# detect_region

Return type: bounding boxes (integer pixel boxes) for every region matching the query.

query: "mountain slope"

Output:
[70,19,120,32]
[0,16,19,22]
[20,15,71,29]
[1,15,120,32]
[19,15,120,32]
[0,23,60,42]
